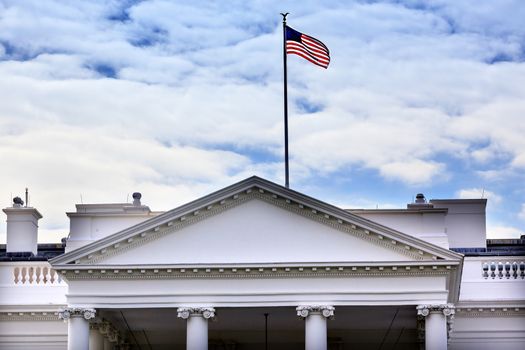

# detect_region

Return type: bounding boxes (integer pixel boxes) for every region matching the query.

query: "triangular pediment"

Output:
[51,176,462,267]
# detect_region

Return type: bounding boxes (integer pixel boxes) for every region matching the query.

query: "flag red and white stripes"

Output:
[285,26,330,68]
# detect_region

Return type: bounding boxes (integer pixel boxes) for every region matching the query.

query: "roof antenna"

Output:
[80,193,83,204]
[25,188,28,207]
[481,188,485,199]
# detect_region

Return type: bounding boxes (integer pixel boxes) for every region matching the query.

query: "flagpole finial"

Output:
[280,12,289,23]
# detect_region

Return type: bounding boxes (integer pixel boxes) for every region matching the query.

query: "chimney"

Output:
[3,196,43,256]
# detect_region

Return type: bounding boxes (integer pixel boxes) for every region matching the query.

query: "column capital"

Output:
[296,305,335,319]
[89,322,101,331]
[177,307,216,320]
[107,329,120,343]
[417,304,455,317]
[98,321,111,335]
[58,307,96,321]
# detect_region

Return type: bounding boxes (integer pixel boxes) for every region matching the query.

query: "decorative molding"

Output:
[417,304,455,317]
[296,305,335,319]
[60,185,452,267]
[177,307,216,319]
[58,307,96,321]
[455,307,525,318]
[58,264,453,280]
[0,311,62,321]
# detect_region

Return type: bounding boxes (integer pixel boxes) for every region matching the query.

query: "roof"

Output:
[453,236,525,256]
[0,243,65,261]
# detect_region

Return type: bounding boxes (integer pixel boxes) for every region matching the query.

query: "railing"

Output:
[13,265,64,285]
[482,260,525,279]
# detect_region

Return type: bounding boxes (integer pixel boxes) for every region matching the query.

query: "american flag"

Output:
[285,26,330,69]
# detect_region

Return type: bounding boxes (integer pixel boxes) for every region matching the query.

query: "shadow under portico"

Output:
[101,305,419,350]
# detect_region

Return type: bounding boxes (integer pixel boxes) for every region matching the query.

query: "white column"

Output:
[417,304,455,350]
[297,305,335,350]
[103,338,112,350]
[59,307,97,350]
[89,324,104,350]
[99,320,120,350]
[177,307,216,350]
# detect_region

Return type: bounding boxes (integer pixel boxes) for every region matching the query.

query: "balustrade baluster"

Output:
[14,267,20,284]
[31,267,38,284]
[45,267,52,284]
[23,267,30,284]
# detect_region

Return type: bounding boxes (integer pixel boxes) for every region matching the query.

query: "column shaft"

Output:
[103,338,112,350]
[305,312,327,350]
[187,314,208,350]
[425,311,448,350]
[89,328,104,350]
[68,316,90,350]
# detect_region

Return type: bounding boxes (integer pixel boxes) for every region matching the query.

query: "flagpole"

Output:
[281,12,290,188]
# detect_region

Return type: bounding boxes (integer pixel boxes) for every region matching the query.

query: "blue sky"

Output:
[0,0,524,241]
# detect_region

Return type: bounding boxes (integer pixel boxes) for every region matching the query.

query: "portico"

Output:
[50,177,462,349]
[56,304,456,349]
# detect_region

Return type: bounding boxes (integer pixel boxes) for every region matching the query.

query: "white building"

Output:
[1,176,524,350]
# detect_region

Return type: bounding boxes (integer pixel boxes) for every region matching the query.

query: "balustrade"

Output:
[13,265,63,285]
[482,260,525,279]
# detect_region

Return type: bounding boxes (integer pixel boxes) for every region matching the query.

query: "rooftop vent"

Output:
[415,193,426,204]
[407,193,434,209]
[13,197,24,207]
[132,192,142,206]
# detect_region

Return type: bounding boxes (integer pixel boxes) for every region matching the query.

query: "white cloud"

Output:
[519,204,525,221]
[1,0,525,239]
[379,160,446,185]
[0,124,255,242]
[457,188,502,204]
[487,225,523,239]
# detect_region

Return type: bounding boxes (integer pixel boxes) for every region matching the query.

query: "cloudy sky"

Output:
[1,0,524,242]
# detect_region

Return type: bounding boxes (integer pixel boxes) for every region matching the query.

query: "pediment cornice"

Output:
[51,176,463,267]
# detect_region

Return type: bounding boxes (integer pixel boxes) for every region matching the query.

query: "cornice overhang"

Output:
[54,260,461,282]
